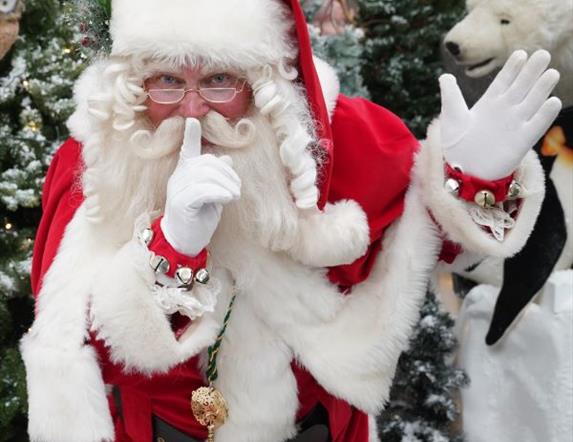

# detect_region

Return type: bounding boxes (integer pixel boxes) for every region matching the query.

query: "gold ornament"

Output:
[191,385,228,442]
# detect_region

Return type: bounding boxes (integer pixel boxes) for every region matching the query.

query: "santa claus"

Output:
[20,0,561,441]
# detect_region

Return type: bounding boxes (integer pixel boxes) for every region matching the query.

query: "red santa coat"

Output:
[31,94,418,441]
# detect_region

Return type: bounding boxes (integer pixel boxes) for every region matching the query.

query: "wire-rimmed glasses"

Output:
[146,78,248,105]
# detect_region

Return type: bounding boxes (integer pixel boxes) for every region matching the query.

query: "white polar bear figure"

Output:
[444,0,573,105]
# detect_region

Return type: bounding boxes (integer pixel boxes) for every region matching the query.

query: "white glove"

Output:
[440,49,562,180]
[161,118,241,256]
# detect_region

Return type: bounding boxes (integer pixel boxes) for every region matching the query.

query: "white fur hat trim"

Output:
[111,0,297,68]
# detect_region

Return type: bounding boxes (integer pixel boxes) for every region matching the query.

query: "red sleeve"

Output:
[31,138,85,298]
[326,95,419,289]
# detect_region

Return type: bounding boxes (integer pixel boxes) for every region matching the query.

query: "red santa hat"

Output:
[110,0,334,209]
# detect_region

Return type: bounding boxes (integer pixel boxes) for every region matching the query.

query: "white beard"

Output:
[85,116,181,235]
[89,110,298,250]
[204,112,300,254]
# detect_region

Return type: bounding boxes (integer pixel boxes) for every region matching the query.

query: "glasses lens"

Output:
[148,89,185,104]
[200,88,237,103]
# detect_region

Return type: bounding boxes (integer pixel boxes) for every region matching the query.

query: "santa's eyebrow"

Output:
[200,67,243,78]
[144,71,185,82]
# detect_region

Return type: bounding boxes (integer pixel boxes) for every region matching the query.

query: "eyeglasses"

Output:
[146,79,248,105]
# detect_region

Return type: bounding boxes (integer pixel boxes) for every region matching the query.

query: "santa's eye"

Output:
[160,75,183,86]
[146,74,184,90]
[202,73,236,88]
[500,18,511,25]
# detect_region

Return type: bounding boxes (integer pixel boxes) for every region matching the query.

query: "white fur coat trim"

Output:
[20,336,114,442]
[21,207,223,441]
[89,214,223,375]
[418,119,545,257]
[209,180,441,424]
[288,199,370,267]
[110,0,296,69]
[20,204,115,442]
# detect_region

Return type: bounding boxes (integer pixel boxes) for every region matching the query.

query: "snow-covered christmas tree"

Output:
[0,0,90,438]
[377,292,468,442]
[358,0,465,138]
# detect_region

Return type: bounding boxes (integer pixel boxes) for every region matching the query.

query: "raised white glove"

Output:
[440,49,562,180]
[161,118,241,256]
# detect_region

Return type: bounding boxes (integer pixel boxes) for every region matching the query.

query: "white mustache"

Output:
[129,112,256,160]
[201,111,256,149]
[129,117,185,160]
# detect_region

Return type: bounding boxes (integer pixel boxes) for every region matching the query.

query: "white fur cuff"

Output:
[20,333,114,442]
[416,119,545,257]
[89,215,221,375]
[288,199,370,267]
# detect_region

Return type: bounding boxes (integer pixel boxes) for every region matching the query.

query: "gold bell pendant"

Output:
[191,385,228,442]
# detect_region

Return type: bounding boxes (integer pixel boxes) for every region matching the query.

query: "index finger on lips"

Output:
[180,118,202,161]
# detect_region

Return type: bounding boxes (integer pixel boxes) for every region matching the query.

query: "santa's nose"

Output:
[445,41,461,58]
[179,91,210,118]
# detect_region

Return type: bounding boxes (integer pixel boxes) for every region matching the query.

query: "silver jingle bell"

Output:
[139,228,154,246]
[195,268,210,285]
[444,178,461,196]
[507,180,523,200]
[175,267,194,286]
[150,254,170,274]
[474,190,496,209]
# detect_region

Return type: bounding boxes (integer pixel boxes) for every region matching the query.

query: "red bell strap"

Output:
[445,164,515,206]
[147,216,208,278]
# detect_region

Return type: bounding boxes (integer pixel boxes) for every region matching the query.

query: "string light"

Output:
[63,47,72,54]
[5,222,12,230]
[20,237,34,252]
[26,121,40,132]
[22,80,30,89]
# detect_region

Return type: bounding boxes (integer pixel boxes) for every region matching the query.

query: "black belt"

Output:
[152,404,331,442]
[153,405,331,442]
[114,386,330,442]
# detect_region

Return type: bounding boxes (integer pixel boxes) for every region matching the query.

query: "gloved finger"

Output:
[524,96,562,147]
[179,118,203,161]
[199,160,242,188]
[505,50,551,104]
[173,154,240,188]
[439,74,469,147]
[187,185,238,208]
[517,69,560,121]
[485,50,527,97]
[195,201,224,221]
[174,167,241,203]
[439,74,468,122]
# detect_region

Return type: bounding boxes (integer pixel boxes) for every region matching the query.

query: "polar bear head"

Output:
[444,0,573,78]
